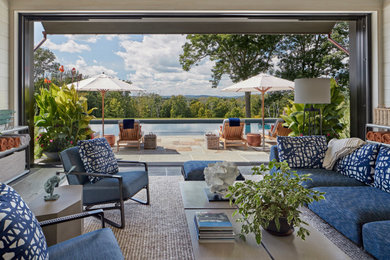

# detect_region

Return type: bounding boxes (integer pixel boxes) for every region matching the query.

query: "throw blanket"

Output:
[228,118,240,127]
[123,119,135,129]
[323,138,366,170]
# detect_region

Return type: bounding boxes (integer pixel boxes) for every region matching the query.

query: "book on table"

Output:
[194,212,235,242]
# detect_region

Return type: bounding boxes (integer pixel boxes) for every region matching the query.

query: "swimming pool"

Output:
[90,122,272,136]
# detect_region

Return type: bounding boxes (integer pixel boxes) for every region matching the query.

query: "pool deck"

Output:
[114,135,271,164]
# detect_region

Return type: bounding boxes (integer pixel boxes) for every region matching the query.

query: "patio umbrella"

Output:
[68,73,145,136]
[222,73,294,149]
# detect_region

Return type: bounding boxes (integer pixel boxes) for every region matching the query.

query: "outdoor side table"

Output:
[247,133,261,146]
[144,133,157,149]
[29,185,83,246]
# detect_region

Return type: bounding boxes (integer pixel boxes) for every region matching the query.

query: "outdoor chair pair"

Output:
[60,140,150,229]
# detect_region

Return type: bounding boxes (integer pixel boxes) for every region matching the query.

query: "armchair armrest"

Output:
[117,160,148,172]
[66,171,123,180]
[40,209,105,228]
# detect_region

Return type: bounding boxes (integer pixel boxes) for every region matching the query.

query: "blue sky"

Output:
[34,22,240,96]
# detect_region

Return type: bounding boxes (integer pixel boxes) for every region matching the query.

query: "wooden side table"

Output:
[29,185,83,246]
[247,133,261,146]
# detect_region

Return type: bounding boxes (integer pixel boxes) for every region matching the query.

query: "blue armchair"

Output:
[60,146,150,229]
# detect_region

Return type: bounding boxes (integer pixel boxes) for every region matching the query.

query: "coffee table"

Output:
[180,182,350,260]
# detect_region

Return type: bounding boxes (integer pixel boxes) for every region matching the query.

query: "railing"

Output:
[90,118,278,125]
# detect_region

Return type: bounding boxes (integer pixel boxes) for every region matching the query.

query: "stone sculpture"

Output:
[204,161,239,197]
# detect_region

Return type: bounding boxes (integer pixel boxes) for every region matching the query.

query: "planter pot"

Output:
[43,151,60,161]
[104,135,116,147]
[264,217,294,236]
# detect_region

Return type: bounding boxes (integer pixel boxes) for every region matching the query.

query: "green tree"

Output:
[180,34,282,117]
[105,98,124,118]
[170,95,190,118]
[33,48,60,82]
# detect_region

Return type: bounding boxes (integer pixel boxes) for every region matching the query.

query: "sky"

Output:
[34,22,242,97]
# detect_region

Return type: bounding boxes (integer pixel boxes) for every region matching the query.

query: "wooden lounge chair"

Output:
[219,119,248,150]
[265,119,292,142]
[117,120,143,151]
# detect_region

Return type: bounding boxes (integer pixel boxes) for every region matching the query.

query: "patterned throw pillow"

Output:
[374,146,390,193]
[277,136,328,168]
[335,143,380,184]
[0,183,48,260]
[78,138,119,183]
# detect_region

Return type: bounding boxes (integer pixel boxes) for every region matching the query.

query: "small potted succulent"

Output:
[226,160,325,244]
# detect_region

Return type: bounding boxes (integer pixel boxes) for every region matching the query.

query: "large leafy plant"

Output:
[226,161,325,245]
[35,83,95,157]
[281,78,348,140]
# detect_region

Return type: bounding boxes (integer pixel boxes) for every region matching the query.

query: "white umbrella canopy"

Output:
[222,73,294,149]
[67,73,145,136]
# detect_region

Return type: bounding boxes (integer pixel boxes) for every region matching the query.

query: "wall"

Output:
[0,0,8,109]
[6,0,384,113]
[384,0,390,106]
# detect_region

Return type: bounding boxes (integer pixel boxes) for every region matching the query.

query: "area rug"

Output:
[84,176,373,260]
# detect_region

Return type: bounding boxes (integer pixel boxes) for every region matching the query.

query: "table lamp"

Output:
[294,78,331,135]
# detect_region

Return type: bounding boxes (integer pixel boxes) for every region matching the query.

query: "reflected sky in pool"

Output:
[90,123,271,136]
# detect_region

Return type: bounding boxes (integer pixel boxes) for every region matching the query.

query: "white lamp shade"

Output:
[294,78,331,104]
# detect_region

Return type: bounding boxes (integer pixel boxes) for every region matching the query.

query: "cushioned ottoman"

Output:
[309,186,390,245]
[362,220,390,260]
[182,160,245,181]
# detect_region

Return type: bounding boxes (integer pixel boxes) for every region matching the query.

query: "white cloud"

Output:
[67,57,117,78]
[116,35,237,96]
[44,39,91,53]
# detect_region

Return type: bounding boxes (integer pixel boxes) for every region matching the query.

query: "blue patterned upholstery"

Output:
[335,143,380,185]
[309,186,390,245]
[374,146,390,193]
[182,160,245,181]
[0,183,48,259]
[277,136,327,168]
[78,138,119,183]
[362,221,390,260]
[48,228,124,260]
[83,170,149,205]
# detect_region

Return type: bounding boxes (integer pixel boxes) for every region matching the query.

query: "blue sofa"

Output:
[270,145,390,260]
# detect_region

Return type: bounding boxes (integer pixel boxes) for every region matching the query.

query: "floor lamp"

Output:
[294,78,331,136]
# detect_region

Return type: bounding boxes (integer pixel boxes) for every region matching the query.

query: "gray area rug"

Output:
[84,176,373,260]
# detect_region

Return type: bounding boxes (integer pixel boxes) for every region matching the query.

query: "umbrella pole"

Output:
[101,90,106,136]
[261,90,266,150]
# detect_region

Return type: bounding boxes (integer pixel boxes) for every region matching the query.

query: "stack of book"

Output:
[194,212,235,243]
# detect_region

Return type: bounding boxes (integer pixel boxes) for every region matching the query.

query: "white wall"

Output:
[384,0,390,106]
[0,0,8,109]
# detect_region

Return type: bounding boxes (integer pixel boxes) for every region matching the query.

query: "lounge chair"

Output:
[265,118,292,142]
[219,118,248,150]
[117,119,143,151]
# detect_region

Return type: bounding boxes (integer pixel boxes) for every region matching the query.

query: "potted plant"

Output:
[226,160,325,244]
[35,83,96,159]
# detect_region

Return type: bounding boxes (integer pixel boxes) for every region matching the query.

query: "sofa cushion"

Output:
[335,143,380,185]
[322,138,365,170]
[0,183,48,259]
[308,186,390,245]
[277,136,327,169]
[374,146,390,193]
[182,160,245,181]
[362,220,390,260]
[48,228,123,260]
[293,168,366,188]
[78,138,119,183]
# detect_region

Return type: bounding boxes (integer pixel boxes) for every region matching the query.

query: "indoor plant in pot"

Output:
[226,160,325,244]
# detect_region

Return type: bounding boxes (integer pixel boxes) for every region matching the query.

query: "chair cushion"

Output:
[309,186,390,245]
[293,168,366,188]
[277,136,328,168]
[83,170,148,205]
[374,146,390,193]
[335,143,380,185]
[78,138,119,184]
[60,146,89,185]
[182,160,245,181]
[0,183,48,259]
[362,220,390,260]
[48,228,123,260]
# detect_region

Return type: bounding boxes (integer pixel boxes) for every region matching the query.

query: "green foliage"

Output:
[226,160,325,244]
[281,79,348,140]
[34,48,60,82]
[34,84,96,157]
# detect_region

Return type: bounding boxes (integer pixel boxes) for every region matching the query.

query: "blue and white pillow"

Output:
[277,136,328,168]
[78,138,119,183]
[0,183,48,260]
[335,143,380,184]
[373,146,390,193]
